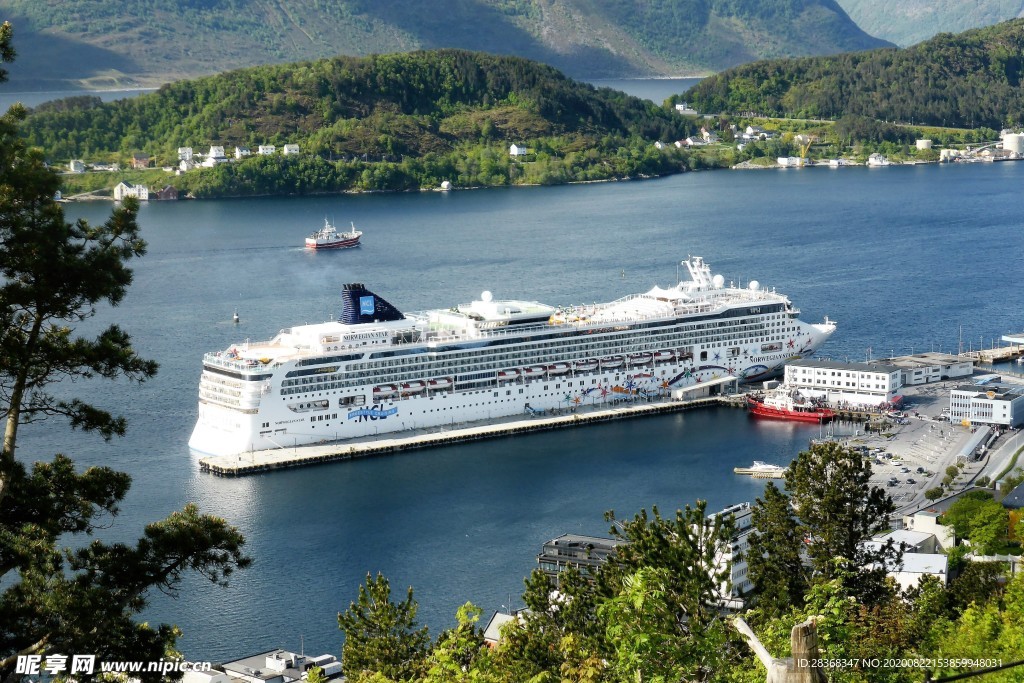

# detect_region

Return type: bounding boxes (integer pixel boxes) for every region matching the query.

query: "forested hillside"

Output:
[681,18,1024,130]
[836,0,1024,46]
[0,0,889,86]
[22,50,702,195]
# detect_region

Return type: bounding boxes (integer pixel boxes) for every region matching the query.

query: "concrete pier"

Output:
[199,396,722,476]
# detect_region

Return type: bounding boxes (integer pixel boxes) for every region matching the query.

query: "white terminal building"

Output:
[709,502,755,603]
[872,352,974,386]
[783,359,902,408]
[949,383,1024,427]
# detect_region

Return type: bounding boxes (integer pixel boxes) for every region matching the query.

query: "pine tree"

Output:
[0,27,250,680]
[746,481,808,617]
[337,573,430,681]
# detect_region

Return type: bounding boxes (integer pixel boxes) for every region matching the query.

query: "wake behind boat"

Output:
[305,219,362,249]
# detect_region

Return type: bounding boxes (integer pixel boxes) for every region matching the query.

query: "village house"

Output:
[178,147,193,161]
[113,181,149,201]
[68,159,86,173]
[282,143,300,155]
[152,185,179,201]
[234,146,251,159]
[130,153,150,170]
[509,143,529,157]
[258,145,276,155]
[202,146,228,167]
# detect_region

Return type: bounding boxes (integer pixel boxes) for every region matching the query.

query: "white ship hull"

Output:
[189,259,836,457]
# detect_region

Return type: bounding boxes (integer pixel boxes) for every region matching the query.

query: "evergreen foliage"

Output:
[337,573,431,682]
[682,18,1024,129]
[0,32,250,678]
[20,49,700,195]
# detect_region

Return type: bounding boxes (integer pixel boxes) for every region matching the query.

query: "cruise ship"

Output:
[189,257,836,456]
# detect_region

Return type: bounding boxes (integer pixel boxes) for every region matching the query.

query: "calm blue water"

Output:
[15,161,1024,661]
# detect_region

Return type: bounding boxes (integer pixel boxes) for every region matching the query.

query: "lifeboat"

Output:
[677,350,695,362]
[428,377,453,390]
[497,369,520,381]
[547,363,571,374]
[373,384,398,399]
[628,352,653,366]
[654,350,676,363]
[574,359,599,372]
[523,366,546,378]
[400,381,426,395]
[600,355,624,369]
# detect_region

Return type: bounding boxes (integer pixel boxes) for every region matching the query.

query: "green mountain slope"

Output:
[836,0,1024,47]
[21,50,703,195]
[0,0,890,87]
[682,18,1024,130]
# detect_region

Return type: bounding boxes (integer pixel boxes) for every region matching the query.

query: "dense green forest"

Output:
[0,0,889,86]
[22,50,706,196]
[681,18,1024,129]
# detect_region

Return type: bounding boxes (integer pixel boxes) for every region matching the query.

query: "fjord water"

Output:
[21,161,1024,661]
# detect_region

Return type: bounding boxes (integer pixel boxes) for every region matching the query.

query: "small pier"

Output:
[199,396,723,476]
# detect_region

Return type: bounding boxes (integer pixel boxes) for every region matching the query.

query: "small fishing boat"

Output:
[305,219,362,249]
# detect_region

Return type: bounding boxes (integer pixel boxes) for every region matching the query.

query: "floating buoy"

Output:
[232,309,240,324]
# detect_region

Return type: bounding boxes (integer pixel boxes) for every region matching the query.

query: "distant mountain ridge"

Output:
[0,0,890,88]
[836,0,1024,46]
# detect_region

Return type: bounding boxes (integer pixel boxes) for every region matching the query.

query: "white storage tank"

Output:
[1004,133,1024,154]
[915,139,933,150]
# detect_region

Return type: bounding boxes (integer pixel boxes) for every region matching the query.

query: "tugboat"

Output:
[747,387,835,423]
[305,219,362,249]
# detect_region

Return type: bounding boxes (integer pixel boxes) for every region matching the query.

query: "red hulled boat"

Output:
[747,389,835,423]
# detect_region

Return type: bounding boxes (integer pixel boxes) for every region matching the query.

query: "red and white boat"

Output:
[428,377,453,390]
[600,356,624,369]
[547,363,571,374]
[654,350,676,363]
[305,219,362,249]
[574,359,599,372]
[497,369,520,381]
[747,389,835,423]
[628,352,653,366]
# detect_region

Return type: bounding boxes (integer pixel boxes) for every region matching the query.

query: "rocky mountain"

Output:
[836,0,1024,46]
[0,0,890,88]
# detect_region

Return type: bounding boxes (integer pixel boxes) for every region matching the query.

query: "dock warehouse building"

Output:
[948,383,1024,427]
[783,359,901,407]
[871,352,975,386]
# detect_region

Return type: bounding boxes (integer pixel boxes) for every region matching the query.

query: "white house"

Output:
[234,146,251,159]
[177,147,193,161]
[863,533,948,591]
[258,145,276,155]
[282,143,300,155]
[783,359,902,408]
[68,159,86,173]
[201,146,228,168]
[509,143,529,157]
[179,159,198,173]
[113,182,148,201]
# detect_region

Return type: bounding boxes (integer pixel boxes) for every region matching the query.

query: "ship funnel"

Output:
[340,283,405,324]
